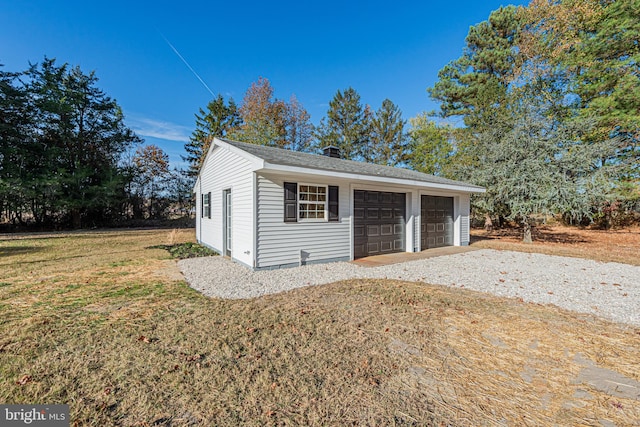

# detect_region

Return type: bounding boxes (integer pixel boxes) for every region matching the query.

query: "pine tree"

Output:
[25,58,141,228]
[183,94,241,178]
[367,99,406,166]
[315,87,370,160]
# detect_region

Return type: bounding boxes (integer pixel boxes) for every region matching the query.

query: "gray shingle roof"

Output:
[222,139,484,191]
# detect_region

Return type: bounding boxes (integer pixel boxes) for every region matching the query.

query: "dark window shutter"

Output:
[284,182,297,222]
[328,186,339,222]
[207,192,212,219]
[201,193,205,218]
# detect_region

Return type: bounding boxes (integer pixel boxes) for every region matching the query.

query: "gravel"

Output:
[178,249,640,327]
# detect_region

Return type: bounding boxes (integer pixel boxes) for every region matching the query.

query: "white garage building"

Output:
[194,138,485,270]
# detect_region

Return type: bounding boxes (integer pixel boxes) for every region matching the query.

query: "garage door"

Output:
[354,190,406,258]
[421,196,454,249]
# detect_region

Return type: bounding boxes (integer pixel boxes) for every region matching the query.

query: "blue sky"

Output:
[1,0,527,169]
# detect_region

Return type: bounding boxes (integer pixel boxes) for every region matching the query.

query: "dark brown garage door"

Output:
[421,195,454,249]
[354,190,406,258]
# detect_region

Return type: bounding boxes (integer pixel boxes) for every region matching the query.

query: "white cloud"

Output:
[127,115,191,143]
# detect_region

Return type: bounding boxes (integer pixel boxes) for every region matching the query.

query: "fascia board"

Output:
[261,162,486,194]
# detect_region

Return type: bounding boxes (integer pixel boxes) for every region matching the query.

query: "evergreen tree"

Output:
[428,6,522,130]
[25,58,141,228]
[183,94,241,178]
[0,65,34,225]
[366,99,406,166]
[315,87,370,160]
[572,0,640,178]
[427,3,620,240]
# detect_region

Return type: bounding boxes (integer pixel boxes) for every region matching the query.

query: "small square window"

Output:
[298,184,327,221]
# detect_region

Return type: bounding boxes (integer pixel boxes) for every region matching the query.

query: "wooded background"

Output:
[1,0,638,234]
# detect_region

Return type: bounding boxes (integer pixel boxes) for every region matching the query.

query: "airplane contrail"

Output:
[159,31,215,97]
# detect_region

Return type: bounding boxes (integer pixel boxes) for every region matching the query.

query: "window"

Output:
[284,182,339,222]
[202,192,211,219]
[299,184,327,220]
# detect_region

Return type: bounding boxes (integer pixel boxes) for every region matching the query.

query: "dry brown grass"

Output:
[1,228,639,426]
[471,224,640,266]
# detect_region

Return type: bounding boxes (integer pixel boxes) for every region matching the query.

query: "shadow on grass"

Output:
[0,246,44,256]
[471,226,591,245]
[0,248,140,267]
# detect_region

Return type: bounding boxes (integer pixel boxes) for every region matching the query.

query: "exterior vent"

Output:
[322,146,341,158]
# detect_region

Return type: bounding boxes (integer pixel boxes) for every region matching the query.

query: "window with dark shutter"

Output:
[328,185,339,221]
[284,182,297,222]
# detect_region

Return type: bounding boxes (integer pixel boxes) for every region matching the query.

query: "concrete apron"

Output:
[352,245,479,268]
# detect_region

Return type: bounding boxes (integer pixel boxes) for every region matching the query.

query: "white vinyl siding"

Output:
[460,193,471,245]
[196,146,254,267]
[256,173,350,268]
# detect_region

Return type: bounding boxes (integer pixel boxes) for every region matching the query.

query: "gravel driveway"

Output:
[178,249,640,327]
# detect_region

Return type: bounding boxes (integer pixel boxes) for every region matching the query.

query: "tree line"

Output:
[183,78,448,177]
[2,0,637,234]
[185,0,639,241]
[0,58,190,229]
[428,0,639,239]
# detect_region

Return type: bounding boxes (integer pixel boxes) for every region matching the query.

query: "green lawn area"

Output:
[1,229,638,425]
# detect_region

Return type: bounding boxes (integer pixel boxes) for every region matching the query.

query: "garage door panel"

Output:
[380,241,392,252]
[367,208,379,219]
[354,190,405,258]
[366,192,379,203]
[354,243,366,258]
[421,195,454,250]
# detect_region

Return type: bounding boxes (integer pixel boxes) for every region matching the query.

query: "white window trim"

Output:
[202,192,211,219]
[298,183,328,222]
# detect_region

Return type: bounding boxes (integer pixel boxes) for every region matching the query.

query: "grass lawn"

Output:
[0,227,639,425]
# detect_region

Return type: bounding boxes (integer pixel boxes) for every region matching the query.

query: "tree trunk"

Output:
[484,213,493,232]
[71,208,82,229]
[522,218,533,243]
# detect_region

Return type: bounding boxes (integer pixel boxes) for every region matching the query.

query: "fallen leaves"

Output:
[16,375,32,385]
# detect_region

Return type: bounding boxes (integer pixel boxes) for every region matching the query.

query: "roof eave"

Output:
[261,162,485,193]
